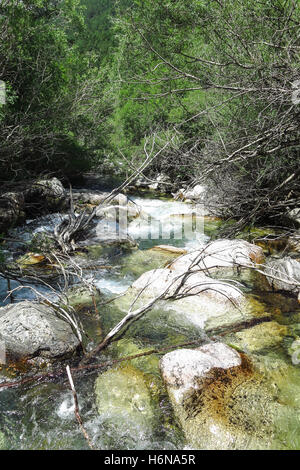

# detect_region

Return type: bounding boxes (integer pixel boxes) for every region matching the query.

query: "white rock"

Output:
[265,257,300,294]
[160,342,241,402]
[169,239,264,272]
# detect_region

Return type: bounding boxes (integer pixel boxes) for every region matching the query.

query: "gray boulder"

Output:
[265,257,300,294]
[72,190,128,207]
[0,301,80,358]
[25,177,66,212]
[168,239,264,273]
[160,342,242,403]
[0,191,25,232]
[95,204,141,222]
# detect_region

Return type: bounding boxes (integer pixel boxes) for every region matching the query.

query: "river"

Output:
[0,189,299,450]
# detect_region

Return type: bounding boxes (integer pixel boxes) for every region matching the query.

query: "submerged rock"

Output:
[0,301,80,359]
[94,365,158,448]
[109,338,160,377]
[264,257,300,294]
[62,284,101,310]
[233,321,288,353]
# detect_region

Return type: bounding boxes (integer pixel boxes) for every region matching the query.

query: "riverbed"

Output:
[0,190,300,450]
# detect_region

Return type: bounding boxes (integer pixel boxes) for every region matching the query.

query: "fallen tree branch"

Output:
[0,316,271,391]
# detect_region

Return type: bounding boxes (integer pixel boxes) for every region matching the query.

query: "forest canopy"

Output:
[0,0,299,228]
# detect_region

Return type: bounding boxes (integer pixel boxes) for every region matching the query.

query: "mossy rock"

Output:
[94,364,159,447]
[62,284,101,311]
[232,321,288,354]
[109,338,160,377]
[120,248,178,278]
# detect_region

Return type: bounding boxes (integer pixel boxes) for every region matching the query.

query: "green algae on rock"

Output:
[94,365,159,448]
[62,284,101,311]
[233,321,288,354]
[159,341,300,449]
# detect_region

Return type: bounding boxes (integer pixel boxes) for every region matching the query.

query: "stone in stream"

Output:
[232,321,288,354]
[95,204,142,222]
[25,177,67,213]
[124,263,268,335]
[264,257,300,295]
[120,248,180,278]
[0,301,80,359]
[79,218,137,249]
[167,239,264,273]
[131,267,244,306]
[94,364,159,448]
[72,190,128,207]
[62,284,101,311]
[159,342,298,450]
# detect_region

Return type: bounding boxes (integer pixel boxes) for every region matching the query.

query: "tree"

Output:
[0,0,103,183]
[108,0,300,229]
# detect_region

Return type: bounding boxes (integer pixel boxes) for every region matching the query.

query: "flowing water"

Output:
[0,191,300,450]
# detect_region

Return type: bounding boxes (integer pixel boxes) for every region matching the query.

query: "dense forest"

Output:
[0,0,299,228]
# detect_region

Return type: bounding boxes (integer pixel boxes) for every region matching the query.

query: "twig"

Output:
[66,365,95,450]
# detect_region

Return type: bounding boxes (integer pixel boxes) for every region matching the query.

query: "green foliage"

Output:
[0,0,298,227]
[0,0,100,182]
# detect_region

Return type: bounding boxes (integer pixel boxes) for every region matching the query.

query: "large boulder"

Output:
[159,343,249,449]
[168,239,264,273]
[0,192,25,232]
[160,342,242,402]
[0,301,80,359]
[95,204,141,222]
[129,267,251,334]
[264,257,300,295]
[94,365,158,448]
[131,267,243,307]
[72,190,128,207]
[159,342,296,450]
[81,218,137,249]
[25,177,66,213]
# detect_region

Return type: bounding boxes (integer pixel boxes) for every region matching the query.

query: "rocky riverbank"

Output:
[0,177,300,450]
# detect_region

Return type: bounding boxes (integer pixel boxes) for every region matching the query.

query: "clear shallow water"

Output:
[0,194,300,450]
